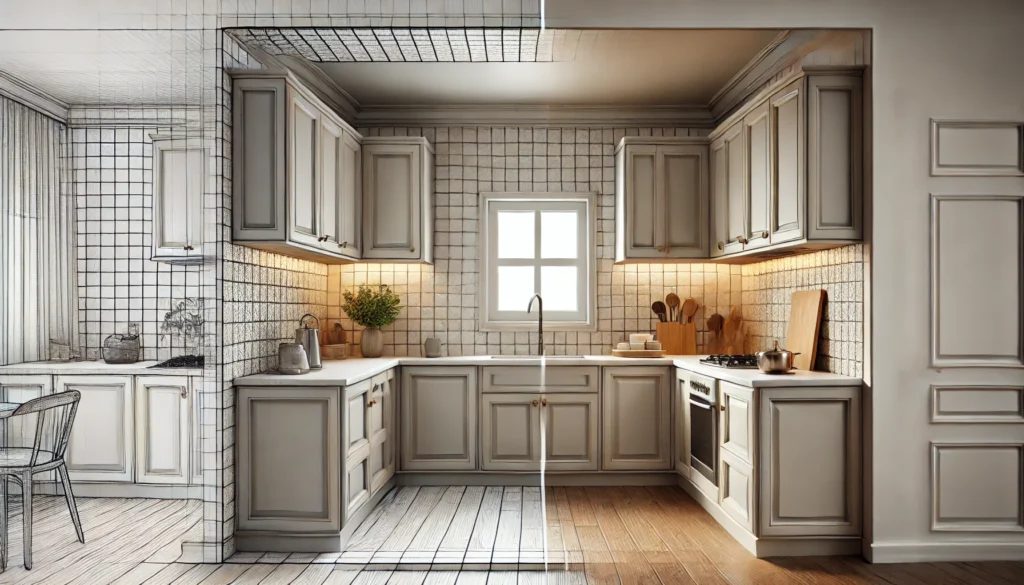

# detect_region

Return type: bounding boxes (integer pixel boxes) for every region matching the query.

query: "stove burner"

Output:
[699,354,759,368]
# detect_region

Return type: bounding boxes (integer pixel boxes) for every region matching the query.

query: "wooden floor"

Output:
[1,488,1023,584]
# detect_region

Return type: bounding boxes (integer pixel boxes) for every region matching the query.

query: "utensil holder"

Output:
[656,322,697,355]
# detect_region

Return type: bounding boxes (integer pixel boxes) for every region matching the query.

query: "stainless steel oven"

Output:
[688,372,718,486]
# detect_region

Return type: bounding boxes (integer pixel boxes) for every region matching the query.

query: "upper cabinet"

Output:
[615,138,709,261]
[231,72,363,264]
[361,137,434,263]
[708,69,863,260]
[151,136,206,264]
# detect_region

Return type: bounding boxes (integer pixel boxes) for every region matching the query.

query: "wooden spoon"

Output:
[682,298,698,323]
[665,293,680,323]
[708,313,725,334]
[651,301,668,322]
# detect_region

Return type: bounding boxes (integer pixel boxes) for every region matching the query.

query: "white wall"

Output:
[546,0,1024,562]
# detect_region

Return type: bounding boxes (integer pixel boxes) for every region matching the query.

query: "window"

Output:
[480,193,596,330]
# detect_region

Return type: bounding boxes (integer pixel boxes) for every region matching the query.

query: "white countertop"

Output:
[0,359,204,377]
[234,355,860,388]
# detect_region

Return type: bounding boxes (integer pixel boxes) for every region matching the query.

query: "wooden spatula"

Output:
[681,298,698,323]
[665,293,680,323]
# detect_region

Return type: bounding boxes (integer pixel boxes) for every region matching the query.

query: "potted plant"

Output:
[341,285,402,358]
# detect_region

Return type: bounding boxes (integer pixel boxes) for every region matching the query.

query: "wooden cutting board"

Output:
[786,290,825,370]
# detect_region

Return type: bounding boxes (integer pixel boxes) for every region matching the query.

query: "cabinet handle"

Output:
[373,384,380,392]
[717,241,724,251]
[341,241,348,248]
[759,231,768,240]
[532,400,539,407]
[183,245,194,251]
[181,387,188,399]
[719,404,725,412]
[541,398,547,407]
[369,399,377,406]
[409,246,416,253]
[737,236,749,245]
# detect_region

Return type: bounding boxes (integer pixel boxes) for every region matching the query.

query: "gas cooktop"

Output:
[699,354,758,368]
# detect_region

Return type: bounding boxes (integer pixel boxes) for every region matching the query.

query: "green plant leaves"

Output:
[341,285,402,328]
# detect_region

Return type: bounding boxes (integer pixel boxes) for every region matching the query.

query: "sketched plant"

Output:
[160,298,205,355]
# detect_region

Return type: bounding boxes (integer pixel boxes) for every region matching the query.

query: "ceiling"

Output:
[314,29,784,107]
[0,30,208,105]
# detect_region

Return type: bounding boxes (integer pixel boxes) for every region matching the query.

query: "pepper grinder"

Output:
[296,313,322,369]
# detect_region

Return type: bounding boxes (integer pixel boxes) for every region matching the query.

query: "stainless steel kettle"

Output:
[296,313,323,369]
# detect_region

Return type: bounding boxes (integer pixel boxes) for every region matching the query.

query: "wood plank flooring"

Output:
[1,489,1023,584]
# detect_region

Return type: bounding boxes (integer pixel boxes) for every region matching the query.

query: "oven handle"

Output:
[690,400,712,410]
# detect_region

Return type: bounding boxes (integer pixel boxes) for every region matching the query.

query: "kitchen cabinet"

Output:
[719,381,754,464]
[709,69,863,258]
[401,366,476,471]
[758,386,861,537]
[191,376,203,485]
[232,72,363,263]
[481,393,540,471]
[343,378,371,521]
[361,137,434,262]
[674,369,691,478]
[56,375,134,483]
[151,137,206,264]
[601,367,671,471]
[543,393,599,472]
[0,375,52,450]
[720,448,756,532]
[367,369,396,494]
[237,385,342,533]
[614,138,709,261]
[135,376,190,485]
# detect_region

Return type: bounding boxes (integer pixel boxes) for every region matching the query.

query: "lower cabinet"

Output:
[367,369,396,494]
[758,386,861,537]
[237,385,342,533]
[401,366,477,471]
[543,393,599,472]
[481,393,540,471]
[57,375,135,483]
[719,448,755,532]
[601,367,672,470]
[0,375,53,450]
[135,376,190,485]
[674,369,691,478]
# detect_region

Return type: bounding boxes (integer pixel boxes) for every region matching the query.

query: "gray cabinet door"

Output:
[135,376,190,485]
[237,386,342,533]
[710,136,729,257]
[719,381,754,465]
[481,393,541,471]
[743,101,772,250]
[807,74,863,241]
[674,369,691,478]
[338,130,362,258]
[401,366,477,471]
[368,369,396,493]
[362,140,423,260]
[621,144,661,258]
[319,116,343,249]
[720,448,755,532]
[288,90,321,248]
[769,79,805,244]
[543,393,599,472]
[601,367,672,470]
[232,77,286,242]
[58,375,135,483]
[712,124,747,256]
[661,144,709,258]
[759,386,862,537]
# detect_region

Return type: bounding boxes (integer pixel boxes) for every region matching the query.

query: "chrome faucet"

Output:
[527,294,543,356]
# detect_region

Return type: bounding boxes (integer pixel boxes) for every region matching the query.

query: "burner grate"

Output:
[699,354,759,368]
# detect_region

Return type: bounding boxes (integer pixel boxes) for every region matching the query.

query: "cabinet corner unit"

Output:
[615,137,710,262]
[708,69,864,260]
[150,135,207,264]
[361,137,435,263]
[231,72,363,264]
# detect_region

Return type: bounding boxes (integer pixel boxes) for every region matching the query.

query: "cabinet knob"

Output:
[541,398,547,407]
[341,241,348,248]
[717,242,724,251]
[369,399,377,406]
[409,246,416,253]
[719,404,725,412]
[373,384,380,392]
[760,231,768,240]
[181,387,188,399]
[737,236,749,245]
[532,400,539,407]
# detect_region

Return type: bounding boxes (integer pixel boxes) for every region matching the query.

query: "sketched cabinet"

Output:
[0,375,53,450]
[367,369,397,495]
[56,375,134,483]
[135,376,190,485]
[151,136,206,264]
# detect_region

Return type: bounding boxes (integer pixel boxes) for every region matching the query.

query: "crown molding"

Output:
[355,104,715,128]
[709,29,823,122]
[0,71,69,123]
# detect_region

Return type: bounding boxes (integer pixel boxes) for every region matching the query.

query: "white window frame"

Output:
[479,192,597,331]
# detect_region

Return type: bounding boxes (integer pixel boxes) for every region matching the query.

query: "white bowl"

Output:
[616,342,630,350]
[629,333,653,344]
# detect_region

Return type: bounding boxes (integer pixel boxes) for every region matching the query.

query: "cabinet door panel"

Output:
[720,449,755,532]
[544,393,599,471]
[58,375,134,482]
[289,92,320,246]
[232,78,286,239]
[153,140,205,261]
[718,125,747,256]
[770,79,805,243]
[368,370,396,493]
[720,381,754,464]
[674,370,691,477]
[807,75,863,240]
[345,454,371,522]
[238,386,341,532]
[601,367,671,470]
[0,375,52,450]
[346,380,370,458]
[338,131,362,257]
[624,144,661,257]
[401,367,477,470]
[759,387,861,536]
[710,138,729,257]
[363,143,422,259]
[661,144,708,257]
[744,102,771,249]
[482,393,540,471]
[136,376,190,485]
[320,117,342,247]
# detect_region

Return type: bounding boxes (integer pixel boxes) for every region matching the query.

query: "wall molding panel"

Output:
[930,194,1024,368]
[930,442,1024,532]
[931,385,1024,423]
[931,120,1024,177]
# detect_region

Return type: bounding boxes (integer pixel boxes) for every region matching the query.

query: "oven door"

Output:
[689,391,717,485]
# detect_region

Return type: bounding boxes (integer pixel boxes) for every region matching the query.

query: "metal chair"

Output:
[0,390,84,570]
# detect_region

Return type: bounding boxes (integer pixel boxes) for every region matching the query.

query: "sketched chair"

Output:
[0,390,84,570]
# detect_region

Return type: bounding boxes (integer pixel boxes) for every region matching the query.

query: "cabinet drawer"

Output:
[482,366,599,393]
[720,381,754,464]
